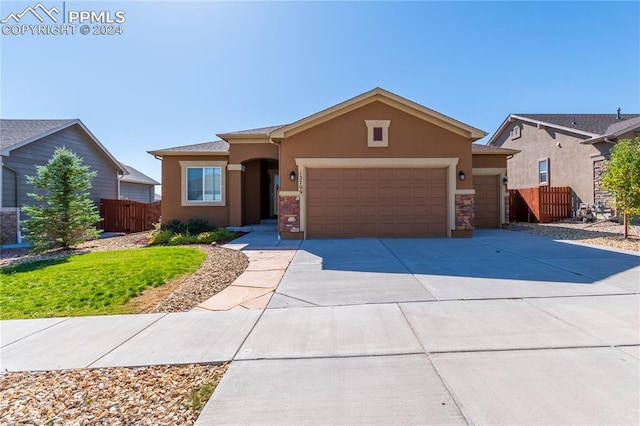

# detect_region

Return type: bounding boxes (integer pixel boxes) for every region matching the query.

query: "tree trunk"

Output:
[624,212,628,239]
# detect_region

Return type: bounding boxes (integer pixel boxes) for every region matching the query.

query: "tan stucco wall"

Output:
[494,121,602,204]
[160,155,230,226]
[472,154,508,169]
[279,101,473,192]
[229,143,279,164]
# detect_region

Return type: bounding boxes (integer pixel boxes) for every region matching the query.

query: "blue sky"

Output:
[1,1,639,185]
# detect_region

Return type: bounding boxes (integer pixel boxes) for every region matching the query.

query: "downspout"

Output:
[269,137,282,240]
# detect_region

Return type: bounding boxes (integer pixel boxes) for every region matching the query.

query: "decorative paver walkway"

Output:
[193,236,298,311]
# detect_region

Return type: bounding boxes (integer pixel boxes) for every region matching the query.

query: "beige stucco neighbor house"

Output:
[487,112,640,209]
[149,88,517,239]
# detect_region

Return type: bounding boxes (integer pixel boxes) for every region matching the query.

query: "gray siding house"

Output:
[119,164,160,203]
[0,119,156,244]
[487,112,640,209]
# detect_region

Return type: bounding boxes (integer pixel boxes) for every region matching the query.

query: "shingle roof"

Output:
[514,114,640,135]
[120,164,160,185]
[604,116,640,135]
[1,119,76,151]
[472,144,518,154]
[221,124,287,135]
[149,140,229,154]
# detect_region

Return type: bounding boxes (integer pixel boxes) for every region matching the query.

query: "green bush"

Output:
[150,223,238,246]
[196,231,216,244]
[150,229,173,245]
[168,233,198,246]
[185,218,213,234]
[213,228,237,241]
[161,219,186,234]
[160,218,215,235]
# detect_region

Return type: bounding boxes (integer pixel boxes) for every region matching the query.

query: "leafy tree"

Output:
[601,137,640,239]
[22,147,102,252]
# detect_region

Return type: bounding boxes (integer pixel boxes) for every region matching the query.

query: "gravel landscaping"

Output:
[0,363,228,425]
[509,218,639,252]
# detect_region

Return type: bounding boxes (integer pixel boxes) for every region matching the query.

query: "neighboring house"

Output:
[149,88,517,239]
[0,119,156,244]
[487,112,640,209]
[119,164,160,203]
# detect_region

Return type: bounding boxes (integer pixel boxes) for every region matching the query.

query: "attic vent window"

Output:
[365,120,391,147]
[510,125,521,140]
[373,127,383,141]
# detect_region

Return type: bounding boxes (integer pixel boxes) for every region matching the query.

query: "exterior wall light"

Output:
[290,171,296,181]
[503,176,509,185]
[458,171,465,181]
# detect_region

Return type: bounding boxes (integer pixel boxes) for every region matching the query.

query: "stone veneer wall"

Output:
[0,209,18,244]
[455,194,474,230]
[279,194,301,236]
[593,160,613,207]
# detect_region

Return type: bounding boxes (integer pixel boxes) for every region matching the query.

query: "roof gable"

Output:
[1,119,77,151]
[488,113,640,146]
[0,119,124,173]
[270,88,486,141]
[514,113,640,135]
[148,140,230,156]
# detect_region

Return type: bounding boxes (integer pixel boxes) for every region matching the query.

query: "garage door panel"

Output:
[306,167,448,238]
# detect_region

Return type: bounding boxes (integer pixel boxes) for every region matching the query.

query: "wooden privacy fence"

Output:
[509,186,571,223]
[100,199,161,233]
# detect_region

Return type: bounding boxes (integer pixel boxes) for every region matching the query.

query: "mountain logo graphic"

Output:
[1,2,60,24]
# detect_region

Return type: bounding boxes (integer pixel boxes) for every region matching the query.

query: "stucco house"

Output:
[487,112,640,209]
[0,119,157,244]
[149,88,517,239]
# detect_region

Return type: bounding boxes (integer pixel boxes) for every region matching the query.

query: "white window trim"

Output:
[538,158,549,186]
[365,120,391,147]
[179,160,228,206]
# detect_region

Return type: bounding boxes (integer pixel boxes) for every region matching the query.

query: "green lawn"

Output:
[0,247,207,319]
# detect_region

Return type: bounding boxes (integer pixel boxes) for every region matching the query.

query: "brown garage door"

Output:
[306,168,447,238]
[473,175,499,229]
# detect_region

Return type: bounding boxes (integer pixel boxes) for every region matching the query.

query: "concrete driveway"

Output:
[199,230,640,425]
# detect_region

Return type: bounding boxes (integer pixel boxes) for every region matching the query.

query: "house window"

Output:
[179,160,227,206]
[538,158,549,185]
[187,167,221,201]
[365,120,391,147]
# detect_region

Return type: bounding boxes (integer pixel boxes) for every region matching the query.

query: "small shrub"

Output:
[161,219,186,234]
[183,382,216,412]
[196,231,216,244]
[168,233,198,246]
[150,229,173,245]
[185,218,214,234]
[212,228,237,241]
